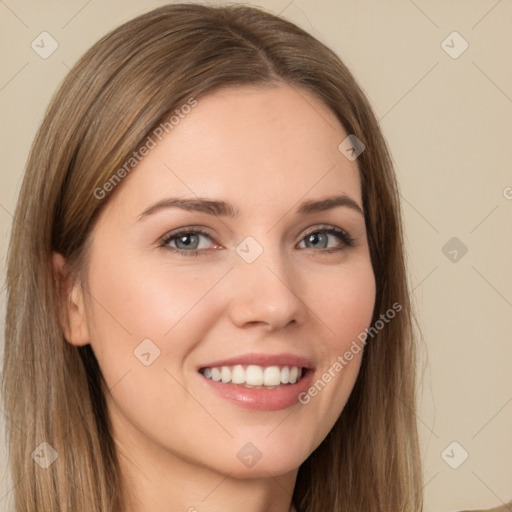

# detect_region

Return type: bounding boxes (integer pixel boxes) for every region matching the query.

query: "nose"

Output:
[226,244,306,331]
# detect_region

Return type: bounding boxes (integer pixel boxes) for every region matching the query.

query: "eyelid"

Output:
[300,224,351,238]
[159,223,355,257]
[297,224,354,248]
[160,226,219,247]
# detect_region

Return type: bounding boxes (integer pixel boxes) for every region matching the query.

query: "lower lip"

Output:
[199,370,314,411]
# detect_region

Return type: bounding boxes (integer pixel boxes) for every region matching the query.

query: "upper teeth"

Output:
[202,365,303,386]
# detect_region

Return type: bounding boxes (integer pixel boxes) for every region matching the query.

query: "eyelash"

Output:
[160,228,217,257]
[160,225,354,257]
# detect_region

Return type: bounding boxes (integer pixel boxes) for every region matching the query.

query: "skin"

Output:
[54,84,376,512]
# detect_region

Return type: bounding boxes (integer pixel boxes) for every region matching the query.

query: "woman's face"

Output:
[72,84,375,478]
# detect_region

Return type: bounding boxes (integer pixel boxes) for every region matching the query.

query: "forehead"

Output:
[102,84,362,219]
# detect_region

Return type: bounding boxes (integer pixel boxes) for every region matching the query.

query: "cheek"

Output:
[89,261,208,329]
[282,258,375,458]
[83,246,228,383]
[312,258,376,348]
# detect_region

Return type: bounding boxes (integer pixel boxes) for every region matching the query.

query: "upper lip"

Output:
[198,352,315,370]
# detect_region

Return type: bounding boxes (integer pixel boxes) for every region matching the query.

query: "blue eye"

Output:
[298,227,354,251]
[161,229,216,256]
[160,225,354,257]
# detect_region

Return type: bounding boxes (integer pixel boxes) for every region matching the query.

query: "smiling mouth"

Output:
[199,364,306,389]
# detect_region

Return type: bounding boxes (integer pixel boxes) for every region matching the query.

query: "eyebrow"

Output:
[137,194,364,221]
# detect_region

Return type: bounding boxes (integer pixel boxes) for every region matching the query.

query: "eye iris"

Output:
[176,233,199,250]
[307,232,328,249]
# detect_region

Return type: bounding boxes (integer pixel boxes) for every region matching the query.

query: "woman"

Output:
[2,3,423,511]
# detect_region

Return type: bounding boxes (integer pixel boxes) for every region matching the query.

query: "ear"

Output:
[52,252,90,346]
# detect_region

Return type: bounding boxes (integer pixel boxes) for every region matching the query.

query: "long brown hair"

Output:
[3,3,423,511]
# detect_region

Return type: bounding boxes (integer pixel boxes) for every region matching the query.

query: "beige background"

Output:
[1,1,511,511]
